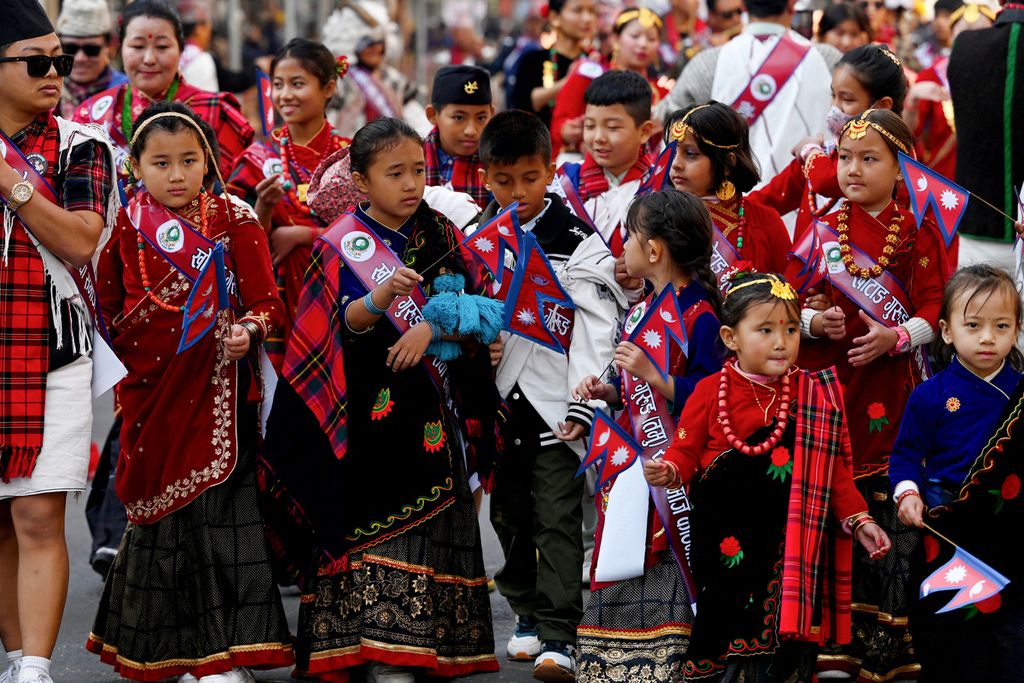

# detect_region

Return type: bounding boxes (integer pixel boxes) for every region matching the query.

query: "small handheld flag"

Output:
[178,243,229,353]
[502,232,576,353]
[627,285,688,379]
[898,152,968,247]
[461,202,522,290]
[578,409,643,488]
[635,141,677,196]
[255,69,275,137]
[786,220,831,294]
[920,544,1010,614]
[552,172,598,233]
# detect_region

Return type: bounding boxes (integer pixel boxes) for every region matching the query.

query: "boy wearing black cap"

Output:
[425,64,494,209]
[0,1,118,682]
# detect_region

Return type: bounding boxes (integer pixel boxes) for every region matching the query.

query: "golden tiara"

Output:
[878,45,901,67]
[615,7,663,31]
[129,111,224,187]
[668,104,740,150]
[726,273,797,301]
[841,109,910,155]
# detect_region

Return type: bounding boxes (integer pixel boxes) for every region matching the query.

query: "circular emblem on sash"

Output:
[26,153,48,175]
[113,146,129,176]
[750,74,777,102]
[156,219,185,253]
[341,230,376,262]
[91,95,114,121]
[262,157,284,179]
[823,241,844,274]
[624,301,647,334]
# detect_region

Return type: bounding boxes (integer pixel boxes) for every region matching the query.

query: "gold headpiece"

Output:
[950,3,997,26]
[841,109,911,155]
[615,7,663,31]
[878,45,901,67]
[129,111,224,188]
[725,273,797,301]
[669,104,740,149]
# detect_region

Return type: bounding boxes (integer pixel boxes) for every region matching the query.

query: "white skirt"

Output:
[0,355,93,499]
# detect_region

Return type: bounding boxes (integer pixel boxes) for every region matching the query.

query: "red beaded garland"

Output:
[137,192,210,313]
[278,124,345,219]
[717,362,792,456]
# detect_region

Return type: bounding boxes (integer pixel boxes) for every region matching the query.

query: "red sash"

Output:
[322,213,457,417]
[709,225,742,292]
[731,34,811,126]
[790,221,914,325]
[620,294,699,603]
[128,192,232,352]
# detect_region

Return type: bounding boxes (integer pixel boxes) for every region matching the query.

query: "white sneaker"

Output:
[16,671,53,683]
[507,614,542,661]
[365,662,415,682]
[0,661,19,683]
[533,641,576,682]
[198,668,255,683]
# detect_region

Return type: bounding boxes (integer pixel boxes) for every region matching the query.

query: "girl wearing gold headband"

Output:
[797,108,950,683]
[665,102,792,280]
[87,101,292,682]
[550,6,667,160]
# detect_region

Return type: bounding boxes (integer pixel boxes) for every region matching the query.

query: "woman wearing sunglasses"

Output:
[72,0,253,183]
[0,2,119,683]
[54,0,128,119]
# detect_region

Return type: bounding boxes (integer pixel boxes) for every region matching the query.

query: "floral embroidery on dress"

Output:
[990,473,1020,513]
[945,396,961,413]
[766,446,793,482]
[371,387,394,420]
[423,420,446,452]
[867,402,889,432]
[720,536,744,568]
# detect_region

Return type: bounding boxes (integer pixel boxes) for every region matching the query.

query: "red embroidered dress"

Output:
[227,121,348,366]
[751,149,845,240]
[707,194,792,275]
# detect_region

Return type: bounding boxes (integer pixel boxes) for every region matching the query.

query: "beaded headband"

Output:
[668,104,740,149]
[950,3,997,26]
[725,273,797,301]
[129,111,225,188]
[841,109,911,156]
[615,7,663,31]
[878,45,901,67]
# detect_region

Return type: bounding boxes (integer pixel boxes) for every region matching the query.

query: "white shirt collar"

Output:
[515,198,552,233]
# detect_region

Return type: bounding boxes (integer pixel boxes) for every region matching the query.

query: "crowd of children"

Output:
[2,1,1024,683]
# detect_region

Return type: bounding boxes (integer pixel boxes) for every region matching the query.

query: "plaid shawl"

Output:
[780,367,855,644]
[59,66,128,119]
[576,151,653,202]
[423,128,490,209]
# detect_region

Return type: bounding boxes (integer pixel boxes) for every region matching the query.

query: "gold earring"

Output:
[716,179,736,201]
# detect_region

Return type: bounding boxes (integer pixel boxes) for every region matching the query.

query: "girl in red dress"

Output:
[665,102,792,285]
[645,270,890,681]
[796,108,949,682]
[228,38,349,368]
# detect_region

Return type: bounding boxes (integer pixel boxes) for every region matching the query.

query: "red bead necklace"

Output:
[278,124,345,219]
[137,192,210,313]
[717,362,792,456]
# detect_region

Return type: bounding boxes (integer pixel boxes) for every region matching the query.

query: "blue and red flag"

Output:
[920,545,1011,614]
[898,151,968,247]
[786,220,832,294]
[627,285,688,379]
[177,243,228,353]
[553,171,598,233]
[255,68,275,138]
[502,232,576,353]
[635,140,677,196]
[577,408,643,488]
[462,202,523,295]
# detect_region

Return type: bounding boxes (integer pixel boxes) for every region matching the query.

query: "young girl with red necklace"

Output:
[665,102,791,287]
[228,38,349,368]
[88,101,291,683]
[645,270,891,681]
[793,108,949,682]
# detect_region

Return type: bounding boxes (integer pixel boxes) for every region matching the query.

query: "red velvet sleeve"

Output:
[750,156,804,216]
[663,375,715,486]
[829,447,869,521]
[549,69,589,158]
[909,218,949,328]
[805,150,843,198]
[97,217,126,335]
[746,199,792,274]
[227,202,285,340]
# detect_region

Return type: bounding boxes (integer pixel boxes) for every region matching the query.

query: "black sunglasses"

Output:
[0,54,74,77]
[63,43,104,57]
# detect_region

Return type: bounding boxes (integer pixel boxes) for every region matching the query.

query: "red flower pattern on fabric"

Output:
[867,402,890,432]
[1001,474,1021,501]
[720,536,744,567]
[766,446,793,482]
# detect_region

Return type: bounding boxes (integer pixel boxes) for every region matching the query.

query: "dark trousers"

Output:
[490,439,584,643]
[85,415,127,562]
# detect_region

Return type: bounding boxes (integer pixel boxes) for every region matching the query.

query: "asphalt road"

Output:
[4,400,542,682]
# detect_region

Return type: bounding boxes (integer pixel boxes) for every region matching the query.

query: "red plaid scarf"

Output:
[781,367,855,644]
[423,128,489,209]
[577,151,653,202]
[0,115,61,481]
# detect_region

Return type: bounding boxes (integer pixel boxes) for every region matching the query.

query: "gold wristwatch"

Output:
[6,180,34,211]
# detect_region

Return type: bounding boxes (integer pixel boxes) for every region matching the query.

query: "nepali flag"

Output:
[785,220,831,294]
[578,408,643,488]
[502,232,576,354]
[627,284,688,380]
[178,242,229,353]
[920,545,1011,614]
[898,151,968,247]
[462,202,523,295]
[552,172,598,233]
[255,68,275,137]
[635,140,677,196]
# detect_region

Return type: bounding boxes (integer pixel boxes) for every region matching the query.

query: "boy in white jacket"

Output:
[475,111,625,682]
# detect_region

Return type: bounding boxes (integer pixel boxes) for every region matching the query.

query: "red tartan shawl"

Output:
[423,128,490,209]
[576,151,652,202]
[780,368,855,644]
[0,115,62,481]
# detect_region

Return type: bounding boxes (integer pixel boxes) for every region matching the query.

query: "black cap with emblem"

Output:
[0,0,56,47]
[430,65,492,108]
